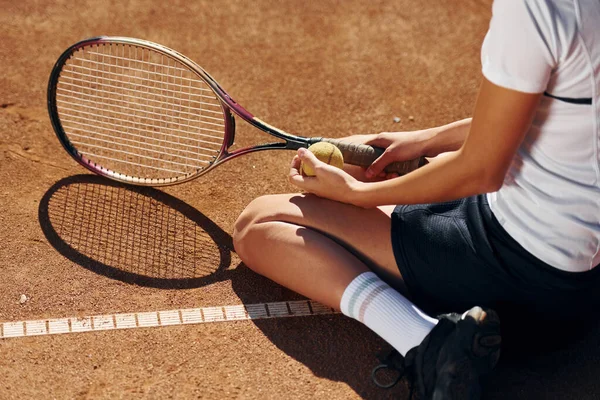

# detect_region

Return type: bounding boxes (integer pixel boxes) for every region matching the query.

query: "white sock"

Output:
[340,271,438,356]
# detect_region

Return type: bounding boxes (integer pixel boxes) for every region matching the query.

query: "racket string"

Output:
[64,126,218,157]
[55,43,227,181]
[58,76,223,115]
[59,107,223,146]
[57,90,224,129]
[60,66,221,101]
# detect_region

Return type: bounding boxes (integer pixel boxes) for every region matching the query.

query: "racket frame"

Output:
[48,36,313,186]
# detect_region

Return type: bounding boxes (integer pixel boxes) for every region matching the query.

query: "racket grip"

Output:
[320,138,426,175]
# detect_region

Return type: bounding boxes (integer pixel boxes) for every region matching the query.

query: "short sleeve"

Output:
[481,0,556,93]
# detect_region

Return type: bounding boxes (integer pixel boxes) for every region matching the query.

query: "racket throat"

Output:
[287,137,340,150]
[226,114,236,148]
[285,137,314,150]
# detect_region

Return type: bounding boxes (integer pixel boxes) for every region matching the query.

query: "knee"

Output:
[232,194,280,259]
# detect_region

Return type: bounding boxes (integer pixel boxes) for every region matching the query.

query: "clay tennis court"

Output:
[1,0,599,398]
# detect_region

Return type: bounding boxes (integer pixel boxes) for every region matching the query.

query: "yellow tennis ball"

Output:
[300,142,344,177]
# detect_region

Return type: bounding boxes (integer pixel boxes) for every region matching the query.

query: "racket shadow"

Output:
[38,174,233,289]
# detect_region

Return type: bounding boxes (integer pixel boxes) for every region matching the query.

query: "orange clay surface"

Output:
[1,1,599,399]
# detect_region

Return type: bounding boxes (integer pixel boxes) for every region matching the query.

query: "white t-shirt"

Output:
[481,0,600,272]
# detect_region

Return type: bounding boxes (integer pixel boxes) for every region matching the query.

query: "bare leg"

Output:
[233,193,438,357]
[233,186,502,398]
[233,193,404,309]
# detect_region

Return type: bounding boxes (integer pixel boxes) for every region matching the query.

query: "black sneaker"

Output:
[372,306,501,399]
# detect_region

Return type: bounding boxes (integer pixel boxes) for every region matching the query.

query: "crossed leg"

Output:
[233,192,502,399]
[232,192,407,310]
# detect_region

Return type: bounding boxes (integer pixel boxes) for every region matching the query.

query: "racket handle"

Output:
[320,138,426,175]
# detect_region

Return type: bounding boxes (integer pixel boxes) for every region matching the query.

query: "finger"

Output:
[290,155,302,170]
[365,151,390,178]
[288,167,317,191]
[289,156,304,180]
[289,153,315,189]
[289,164,306,184]
[297,147,324,174]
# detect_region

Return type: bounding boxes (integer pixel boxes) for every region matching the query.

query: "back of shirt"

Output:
[481,0,600,272]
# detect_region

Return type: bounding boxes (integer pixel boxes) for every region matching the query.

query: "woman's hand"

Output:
[288,148,365,206]
[339,121,472,180]
[335,131,431,180]
[362,131,430,179]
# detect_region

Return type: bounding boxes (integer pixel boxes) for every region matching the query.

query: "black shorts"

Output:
[391,195,600,324]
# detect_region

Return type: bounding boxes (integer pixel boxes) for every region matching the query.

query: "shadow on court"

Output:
[486,318,600,400]
[231,267,600,400]
[232,270,600,400]
[229,265,406,400]
[36,174,403,398]
[38,174,235,289]
[37,175,600,399]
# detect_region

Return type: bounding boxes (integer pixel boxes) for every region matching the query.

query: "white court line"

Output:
[0,300,338,340]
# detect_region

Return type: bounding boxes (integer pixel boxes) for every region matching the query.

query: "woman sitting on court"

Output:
[233,1,600,398]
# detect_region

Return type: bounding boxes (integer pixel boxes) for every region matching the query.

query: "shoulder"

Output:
[491,0,578,58]
[493,0,571,22]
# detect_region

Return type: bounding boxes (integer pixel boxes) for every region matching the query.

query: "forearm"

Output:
[354,148,496,208]
[354,79,544,208]
[422,118,472,157]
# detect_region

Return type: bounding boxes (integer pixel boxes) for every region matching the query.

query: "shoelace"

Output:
[371,349,415,399]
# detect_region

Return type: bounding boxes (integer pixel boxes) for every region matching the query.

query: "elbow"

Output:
[456,147,509,194]
[482,178,503,193]
[479,168,505,193]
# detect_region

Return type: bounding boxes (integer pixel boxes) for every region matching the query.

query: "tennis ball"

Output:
[300,142,344,177]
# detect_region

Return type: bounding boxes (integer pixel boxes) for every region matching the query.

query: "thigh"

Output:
[238,193,406,291]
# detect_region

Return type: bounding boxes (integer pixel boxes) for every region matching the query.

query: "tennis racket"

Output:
[48,36,425,186]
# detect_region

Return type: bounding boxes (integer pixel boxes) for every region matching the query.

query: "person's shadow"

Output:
[38,175,600,399]
[231,270,600,400]
[230,265,411,399]
[484,317,600,400]
[38,174,404,398]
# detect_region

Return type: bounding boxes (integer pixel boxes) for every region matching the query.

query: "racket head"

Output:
[47,37,235,186]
